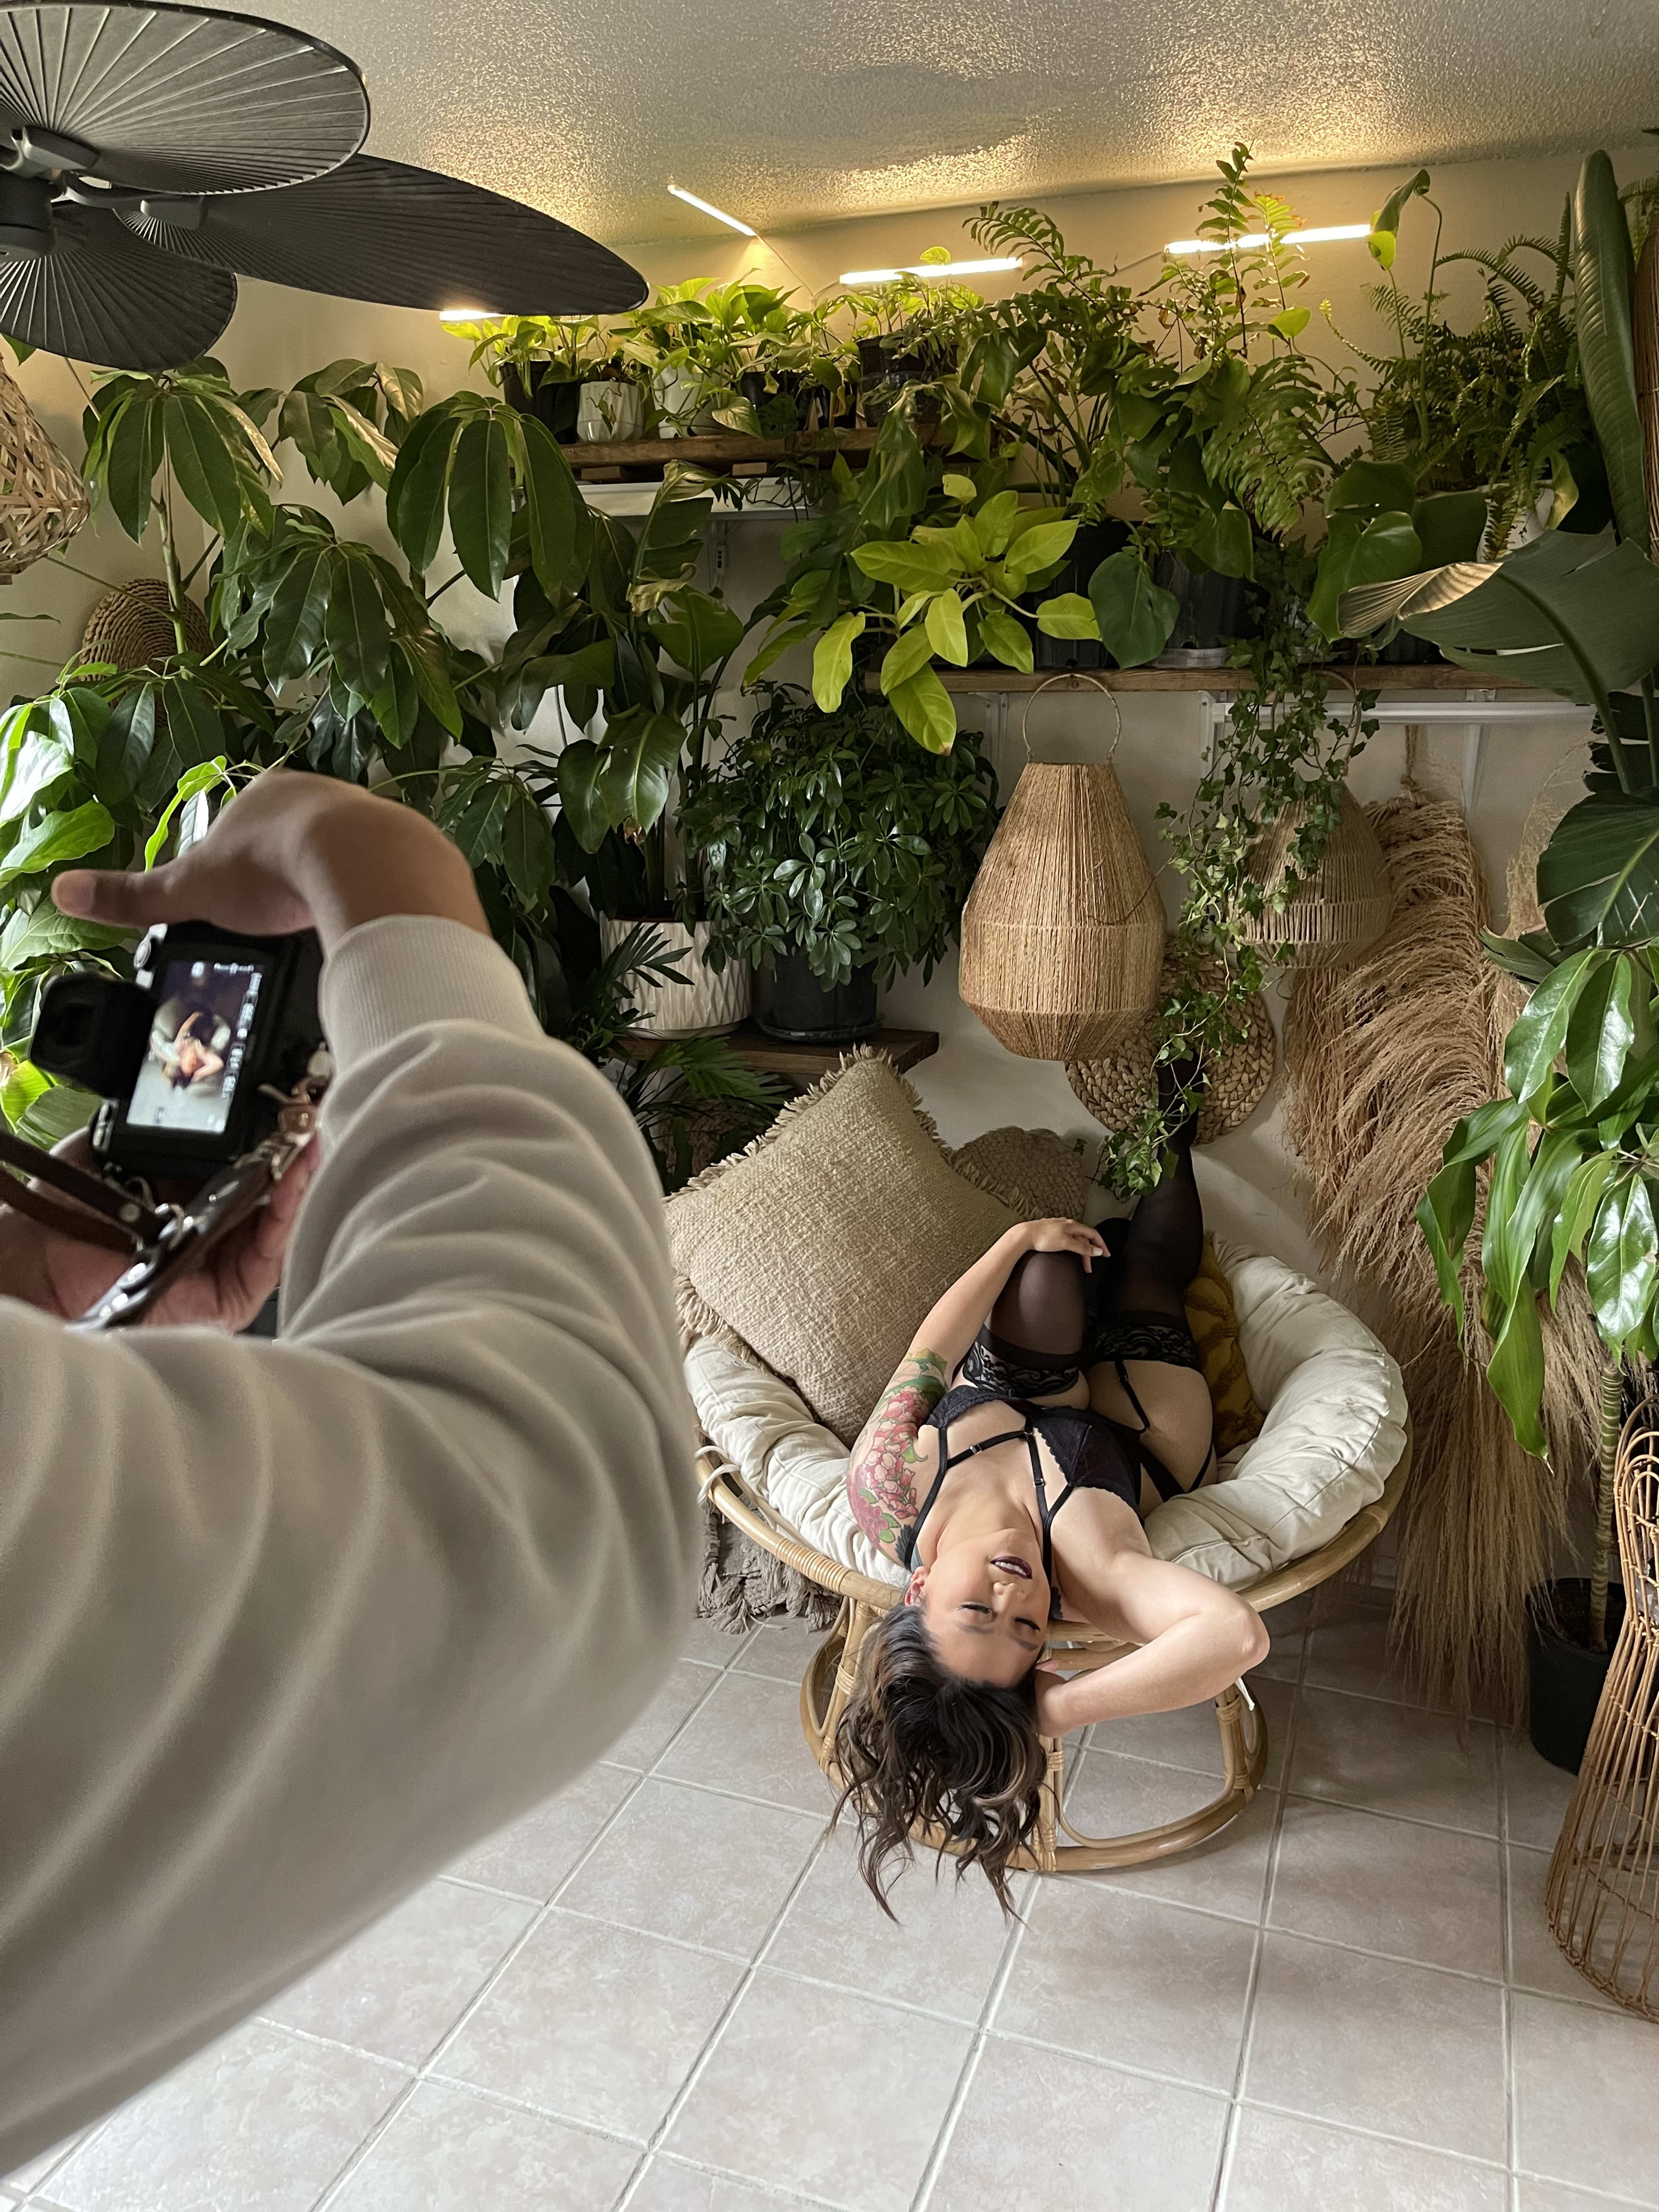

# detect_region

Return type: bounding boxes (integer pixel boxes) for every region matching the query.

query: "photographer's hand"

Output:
[53,768,488,950]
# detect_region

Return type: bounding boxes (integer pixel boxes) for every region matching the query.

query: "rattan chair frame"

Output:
[702,1428,1412,1874]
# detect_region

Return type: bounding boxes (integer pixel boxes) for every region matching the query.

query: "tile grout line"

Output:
[1498,1728,1520,2212]
[306,1645,737,2212]
[1210,1615,1309,2212]
[906,1866,1040,2212]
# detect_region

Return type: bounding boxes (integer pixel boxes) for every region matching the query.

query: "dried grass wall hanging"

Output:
[0,359,88,582]
[79,578,210,670]
[958,676,1164,1061]
[1236,781,1393,969]
[1283,763,1598,1719]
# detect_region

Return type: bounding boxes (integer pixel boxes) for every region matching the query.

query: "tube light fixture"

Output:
[438,306,493,321]
[837,255,1023,284]
[1163,222,1372,255]
[667,184,756,236]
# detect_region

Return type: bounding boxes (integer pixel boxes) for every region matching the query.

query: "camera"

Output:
[31,922,327,1186]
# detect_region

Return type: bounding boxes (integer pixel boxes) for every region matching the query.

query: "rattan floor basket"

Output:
[1546,1398,1659,2019]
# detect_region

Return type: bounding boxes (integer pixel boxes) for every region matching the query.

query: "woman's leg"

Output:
[957,1249,1092,1404]
[1086,1106,1214,1488]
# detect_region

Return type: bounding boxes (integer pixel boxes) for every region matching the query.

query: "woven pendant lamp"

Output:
[958,674,1164,1061]
[1635,226,1659,550]
[80,579,211,671]
[0,359,88,583]
[1235,782,1392,969]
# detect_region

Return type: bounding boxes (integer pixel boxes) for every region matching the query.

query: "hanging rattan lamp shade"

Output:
[80,580,210,670]
[0,359,87,582]
[1234,782,1393,969]
[958,756,1165,1062]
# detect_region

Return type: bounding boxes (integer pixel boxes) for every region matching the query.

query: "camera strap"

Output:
[0,1072,328,1328]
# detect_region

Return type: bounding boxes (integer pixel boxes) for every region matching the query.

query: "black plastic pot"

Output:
[1527,1577,1627,1773]
[1152,551,1253,667]
[500,360,582,443]
[754,956,878,1042]
[1372,630,1447,666]
[856,337,941,425]
[1027,517,1128,671]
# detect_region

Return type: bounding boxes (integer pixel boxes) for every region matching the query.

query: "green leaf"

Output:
[518,413,592,595]
[973,490,1022,556]
[652,586,745,676]
[323,550,392,705]
[880,622,938,692]
[886,666,956,753]
[942,472,977,501]
[1269,306,1310,342]
[1486,1280,1548,1457]
[369,644,419,749]
[924,590,969,664]
[14,1071,98,1148]
[1368,168,1430,266]
[979,607,1033,671]
[450,414,512,599]
[556,737,608,852]
[387,410,459,574]
[1001,518,1077,583]
[0,800,114,887]
[1538,794,1659,950]
[1184,503,1255,580]
[1574,151,1647,554]
[850,540,961,593]
[1565,950,1634,1111]
[501,785,557,908]
[601,710,686,834]
[1087,548,1179,668]
[1309,510,1423,639]
[1034,591,1101,639]
[158,678,226,769]
[105,394,160,541]
[811,611,865,712]
[0,903,128,965]
[1551,1151,1618,1300]
[1481,1117,1538,1306]
[94,683,156,802]
[163,392,246,538]
[261,544,331,684]
[400,626,464,739]
[143,759,231,868]
[1587,1171,1658,1350]
[1411,490,1487,566]
[0,726,70,825]
[1326,459,1419,514]
[1503,946,1598,1101]
[1418,1157,1477,1330]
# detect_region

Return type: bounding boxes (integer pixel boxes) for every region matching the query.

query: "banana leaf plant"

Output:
[1418,938,1659,1644]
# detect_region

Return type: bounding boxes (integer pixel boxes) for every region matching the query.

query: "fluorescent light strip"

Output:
[1163,222,1372,256]
[438,306,493,321]
[667,184,756,236]
[837,256,1023,284]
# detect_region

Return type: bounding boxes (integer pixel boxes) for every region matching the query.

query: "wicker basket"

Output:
[79,579,210,671]
[959,678,1163,1061]
[1235,782,1393,970]
[0,359,88,582]
[1065,945,1276,1143]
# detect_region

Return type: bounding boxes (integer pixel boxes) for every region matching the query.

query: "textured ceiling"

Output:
[253,0,1659,243]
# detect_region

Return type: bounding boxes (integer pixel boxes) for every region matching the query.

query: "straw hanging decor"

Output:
[958,674,1164,1061]
[79,579,210,671]
[1283,752,1600,1719]
[1236,781,1393,969]
[0,358,88,583]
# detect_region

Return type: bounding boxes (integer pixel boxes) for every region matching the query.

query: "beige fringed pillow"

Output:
[667,1055,1020,1443]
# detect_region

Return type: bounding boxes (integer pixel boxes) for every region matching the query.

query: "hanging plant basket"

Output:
[0,359,88,583]
[1235,782,1393,969]
[79,579,210,671]
[958,674,1164,1061]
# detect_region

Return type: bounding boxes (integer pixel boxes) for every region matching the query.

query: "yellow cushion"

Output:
[1187,1236,1266,1455]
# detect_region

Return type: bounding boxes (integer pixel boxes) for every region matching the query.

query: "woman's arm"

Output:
[844,1217,1106,1552]
[1034,1531,1269,1738]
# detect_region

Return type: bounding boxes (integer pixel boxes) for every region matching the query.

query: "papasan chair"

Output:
[671,1058,1411,1875]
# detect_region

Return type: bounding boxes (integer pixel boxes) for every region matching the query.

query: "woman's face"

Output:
[907,1529,1047,1687]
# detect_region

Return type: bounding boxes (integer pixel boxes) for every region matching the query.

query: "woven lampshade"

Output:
[0,359,88,583]
[959,760,1164,1060]
[1636,228,1659,550]
[1235,782,1392,969]
[79,579,210,671]
[1065,946,1276,1143]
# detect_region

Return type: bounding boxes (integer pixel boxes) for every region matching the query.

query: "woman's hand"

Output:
[0,1131,321,1328]
[1018,1217,1109,1269]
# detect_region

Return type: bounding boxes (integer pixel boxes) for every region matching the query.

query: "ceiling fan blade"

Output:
[127,152,647,316]
[0,3,366,194]
[0,200,234,366]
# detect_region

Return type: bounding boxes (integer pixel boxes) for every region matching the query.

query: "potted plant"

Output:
[677,683,999,1042]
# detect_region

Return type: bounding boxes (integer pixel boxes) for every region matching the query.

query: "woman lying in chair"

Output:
[836,1087,1268,1911]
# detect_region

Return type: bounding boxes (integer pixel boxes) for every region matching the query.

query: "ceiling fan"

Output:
[0,0,646,370]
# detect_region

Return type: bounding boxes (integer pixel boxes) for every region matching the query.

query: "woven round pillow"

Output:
[1065,951,1275,1144]
[80,579,210,670]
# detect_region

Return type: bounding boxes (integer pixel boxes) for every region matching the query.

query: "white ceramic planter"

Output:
[599,918,751,1037]
[577,381,646,442]
[651,365,704,438]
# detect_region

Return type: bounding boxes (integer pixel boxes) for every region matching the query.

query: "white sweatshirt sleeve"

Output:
[0,915,700,2169]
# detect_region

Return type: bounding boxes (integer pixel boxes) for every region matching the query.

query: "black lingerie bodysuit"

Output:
[894,1319,1211,1621]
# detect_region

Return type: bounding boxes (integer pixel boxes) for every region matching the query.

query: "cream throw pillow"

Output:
[666,1056,1020,1443]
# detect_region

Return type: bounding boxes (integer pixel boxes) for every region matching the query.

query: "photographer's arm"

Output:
[0,777,699,2170]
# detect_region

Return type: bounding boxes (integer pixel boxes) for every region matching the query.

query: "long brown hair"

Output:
[831,1604,1047,1916]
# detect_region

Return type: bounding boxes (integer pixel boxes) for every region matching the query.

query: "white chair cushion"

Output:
[687,1234,1407,1594]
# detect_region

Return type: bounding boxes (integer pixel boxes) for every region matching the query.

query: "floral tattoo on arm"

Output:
[847,1350,949,1552]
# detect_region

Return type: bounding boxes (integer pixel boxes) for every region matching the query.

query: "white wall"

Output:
[0,142,1617,1274]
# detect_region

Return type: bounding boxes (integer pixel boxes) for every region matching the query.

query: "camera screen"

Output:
[124,956,266,1137]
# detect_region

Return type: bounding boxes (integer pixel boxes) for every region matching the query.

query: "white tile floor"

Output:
[9,1587,1658,2212]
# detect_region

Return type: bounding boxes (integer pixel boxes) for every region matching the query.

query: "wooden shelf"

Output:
[865,663,1538,694]
[615,1020,937,1087]
[564,426,884,478]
